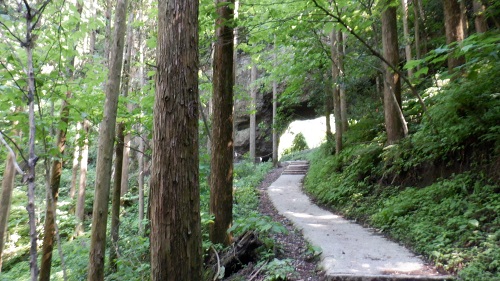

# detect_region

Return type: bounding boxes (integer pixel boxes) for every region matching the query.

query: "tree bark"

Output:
[401,0,413,78]
[39,92,71,281]
[382,3,407,144]
[249,64,257,161]
[0,152,16,272]
[339,32,348,132]
[69,122,81,199]
[443,0,466,71]
[151,0,202,280]
[138,131,145,235]
[473,1,488,33]
[87,0,128,279]
[210,0,235,246]
[120,11,135,197]
[330,29,342,154]
[75,120,89,236]
[109,123,125,273]
[272,38,278,167]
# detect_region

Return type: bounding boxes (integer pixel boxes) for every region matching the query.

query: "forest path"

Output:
[266,161,455,281]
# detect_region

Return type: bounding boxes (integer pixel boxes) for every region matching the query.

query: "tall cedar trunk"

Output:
[330,30,342,154]
[87,0,128,279]
[151,0,202,279]
[109,123,125,272]
[443,0,466,71]
[120,11,135,197]
[210,0,235,246]
[75,120,90,236]
[473,1,488,33]
[0,153,16,271]
[39,93,71,281]
[69,122,81,199]
[401,0,413,77]
[250,64,257,161]
[382,3,407,144]
[339,32,348,132]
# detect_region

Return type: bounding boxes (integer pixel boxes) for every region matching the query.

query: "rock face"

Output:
[233,55,318,159]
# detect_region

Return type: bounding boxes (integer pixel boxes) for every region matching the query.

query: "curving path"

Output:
[266,161,455,281]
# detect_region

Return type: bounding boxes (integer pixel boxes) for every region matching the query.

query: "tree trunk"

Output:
[0,152,16,272]
[324,76,333,146]
[443,0,466,71]
[39,92,71,281]
[151,0,202,280]
[249,64,257,161]
[330,29,342,154]
[339,32,348,132]
[120,11,135,197]
[401,0,413,78]
[272,38,278,167]
[473,1,488,33]
[87,0,128,279]
[210,0,235,246]
[23,5,39,278]
[69,122,81,199]
[138,131,145,235]
[75,120,90,236]
[109,123,125,273]
[413,0,421,64]
[382,3,407,144]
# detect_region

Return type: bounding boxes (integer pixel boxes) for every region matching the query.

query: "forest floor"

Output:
[248,163,326,280]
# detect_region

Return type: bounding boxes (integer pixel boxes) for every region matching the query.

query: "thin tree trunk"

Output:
[0,152,16,272]
[138,130,145,235]
[87,0,128,279]
[324,76,333,146]
[69,122,81,199]
[413,0,421,64]
[109,123,125,272]
[210,0,235,246]
[137,6,146,237]
[330,29,342,154]
[339,32,348,132]
[272,37,278,167]
[382,2,407,144]
[401,0,413,78]
[151,0,202,279]
[39,92,71,281]
[24,4,39,278]
[443,0,466,71]
[473,1,488,33]
[75,119,90,236]
[120,11,135,197]
[249,64,257,161]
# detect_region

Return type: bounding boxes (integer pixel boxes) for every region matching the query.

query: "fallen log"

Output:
[205,231,263,280]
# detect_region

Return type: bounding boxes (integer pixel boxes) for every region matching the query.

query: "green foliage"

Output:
[282,133,309,156]
[304,61,500,279]
[262,258,296,281]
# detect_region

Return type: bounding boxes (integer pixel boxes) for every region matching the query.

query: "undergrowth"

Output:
[304,57,500,280]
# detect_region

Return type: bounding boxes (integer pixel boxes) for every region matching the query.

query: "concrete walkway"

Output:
[267,161,454,281]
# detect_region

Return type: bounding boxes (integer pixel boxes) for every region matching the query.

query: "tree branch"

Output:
[311,0,427,112]
[0,131,25,174]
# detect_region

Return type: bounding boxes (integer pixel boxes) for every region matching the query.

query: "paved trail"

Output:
[267,161,454,281]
